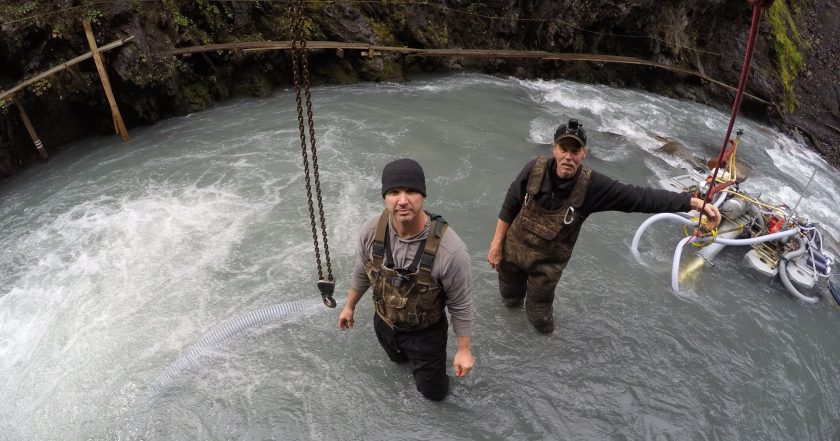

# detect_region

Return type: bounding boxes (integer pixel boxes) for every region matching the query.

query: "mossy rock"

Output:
[767,1,806,113]
[357,58,405,83]
[209,77,231,101]
[233,71,273,97]
[314,59,360,85]
[174,82,214,113]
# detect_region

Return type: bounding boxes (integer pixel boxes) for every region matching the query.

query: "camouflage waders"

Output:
[500,157,592,333]
[366,210,447,332]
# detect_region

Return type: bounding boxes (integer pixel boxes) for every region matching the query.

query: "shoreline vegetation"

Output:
[1,0,838,181]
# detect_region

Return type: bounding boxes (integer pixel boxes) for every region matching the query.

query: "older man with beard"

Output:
[488,119,721,333]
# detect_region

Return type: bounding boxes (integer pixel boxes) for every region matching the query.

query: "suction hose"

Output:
[671,235,697,292]
[779,237,819,303]
[668,228,801,293]
[150,298,319,393]
[698,227,800,246]
[631,213,696,261]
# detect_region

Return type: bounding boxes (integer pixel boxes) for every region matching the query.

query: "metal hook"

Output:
[563,206,575,224]
[317,279,336,308]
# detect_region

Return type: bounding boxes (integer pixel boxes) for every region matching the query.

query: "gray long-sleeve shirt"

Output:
[350,213,474,336]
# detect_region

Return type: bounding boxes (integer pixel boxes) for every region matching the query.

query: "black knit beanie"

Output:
[381,158,426,198]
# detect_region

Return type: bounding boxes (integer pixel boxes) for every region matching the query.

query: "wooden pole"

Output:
[0,36,134,103]
[10,95,49,160]
[83,19,129,142]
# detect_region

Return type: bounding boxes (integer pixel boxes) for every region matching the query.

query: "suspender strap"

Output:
[372,210,448,281]
[417,212,447,286]
[371,209,389,267]
[567,167,593,208]
[525,156,550,201]
[384,230,427,272]
[419,223,447,269]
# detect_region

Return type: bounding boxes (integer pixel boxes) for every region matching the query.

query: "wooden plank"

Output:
[83,19,129,142]
[409,48,552,58]
[169,40,765,103]
[11,96,49,160]
[170,41,402,55]
[0,36,134,102]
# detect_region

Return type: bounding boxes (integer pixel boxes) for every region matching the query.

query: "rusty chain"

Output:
[288,0,335,307]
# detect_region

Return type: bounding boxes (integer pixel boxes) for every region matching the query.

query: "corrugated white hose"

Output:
[150,298,320,393]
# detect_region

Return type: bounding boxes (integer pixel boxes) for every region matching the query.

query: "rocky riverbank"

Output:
[1,0,837,180]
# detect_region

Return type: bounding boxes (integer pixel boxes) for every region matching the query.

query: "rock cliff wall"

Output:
[1,1,837,180]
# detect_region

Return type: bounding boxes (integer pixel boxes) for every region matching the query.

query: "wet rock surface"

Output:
[786,1,840,165]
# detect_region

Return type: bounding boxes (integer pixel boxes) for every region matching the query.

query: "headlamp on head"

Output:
[566,119,580,134]
[553,118,587,147]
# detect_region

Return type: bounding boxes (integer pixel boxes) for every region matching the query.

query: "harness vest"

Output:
[505,156,593,270]
[366,209,448,332]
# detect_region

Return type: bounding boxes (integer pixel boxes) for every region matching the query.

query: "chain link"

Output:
[301,38,334,280]
[288,0,332,282]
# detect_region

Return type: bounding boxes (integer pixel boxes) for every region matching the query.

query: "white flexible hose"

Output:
[631,213,696,261]
[779,237,820,303]
[150,298,320,393]
[695,227,800,246]
[672,235,696,292]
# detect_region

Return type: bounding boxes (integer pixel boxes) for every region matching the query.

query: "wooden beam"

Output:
[0,36,134,102]
[10,95,49,160]
[83,19,129,142]
[169,41,390,55]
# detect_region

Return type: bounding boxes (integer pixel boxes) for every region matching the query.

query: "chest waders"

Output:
[367,210,448,332]
[500,157,592,333]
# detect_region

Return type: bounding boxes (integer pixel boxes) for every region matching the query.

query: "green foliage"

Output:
[83,7,103,26]
[32,78,51,97]
[426,22,449,47]
[0,1,38,19]
[50,24,63,39]
[174,59,192,74]
[236,32,264,42]
[162,0,192,28]
[277,15,317,40]
[173,12,191,28]
[194,0,233,34]
[371,20,396,45]
[789,0,809,14]
[767,1,806,113]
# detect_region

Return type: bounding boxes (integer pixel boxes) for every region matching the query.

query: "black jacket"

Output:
[499,157,692,223]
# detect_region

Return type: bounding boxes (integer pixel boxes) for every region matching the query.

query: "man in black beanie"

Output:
[339,158,475,401]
